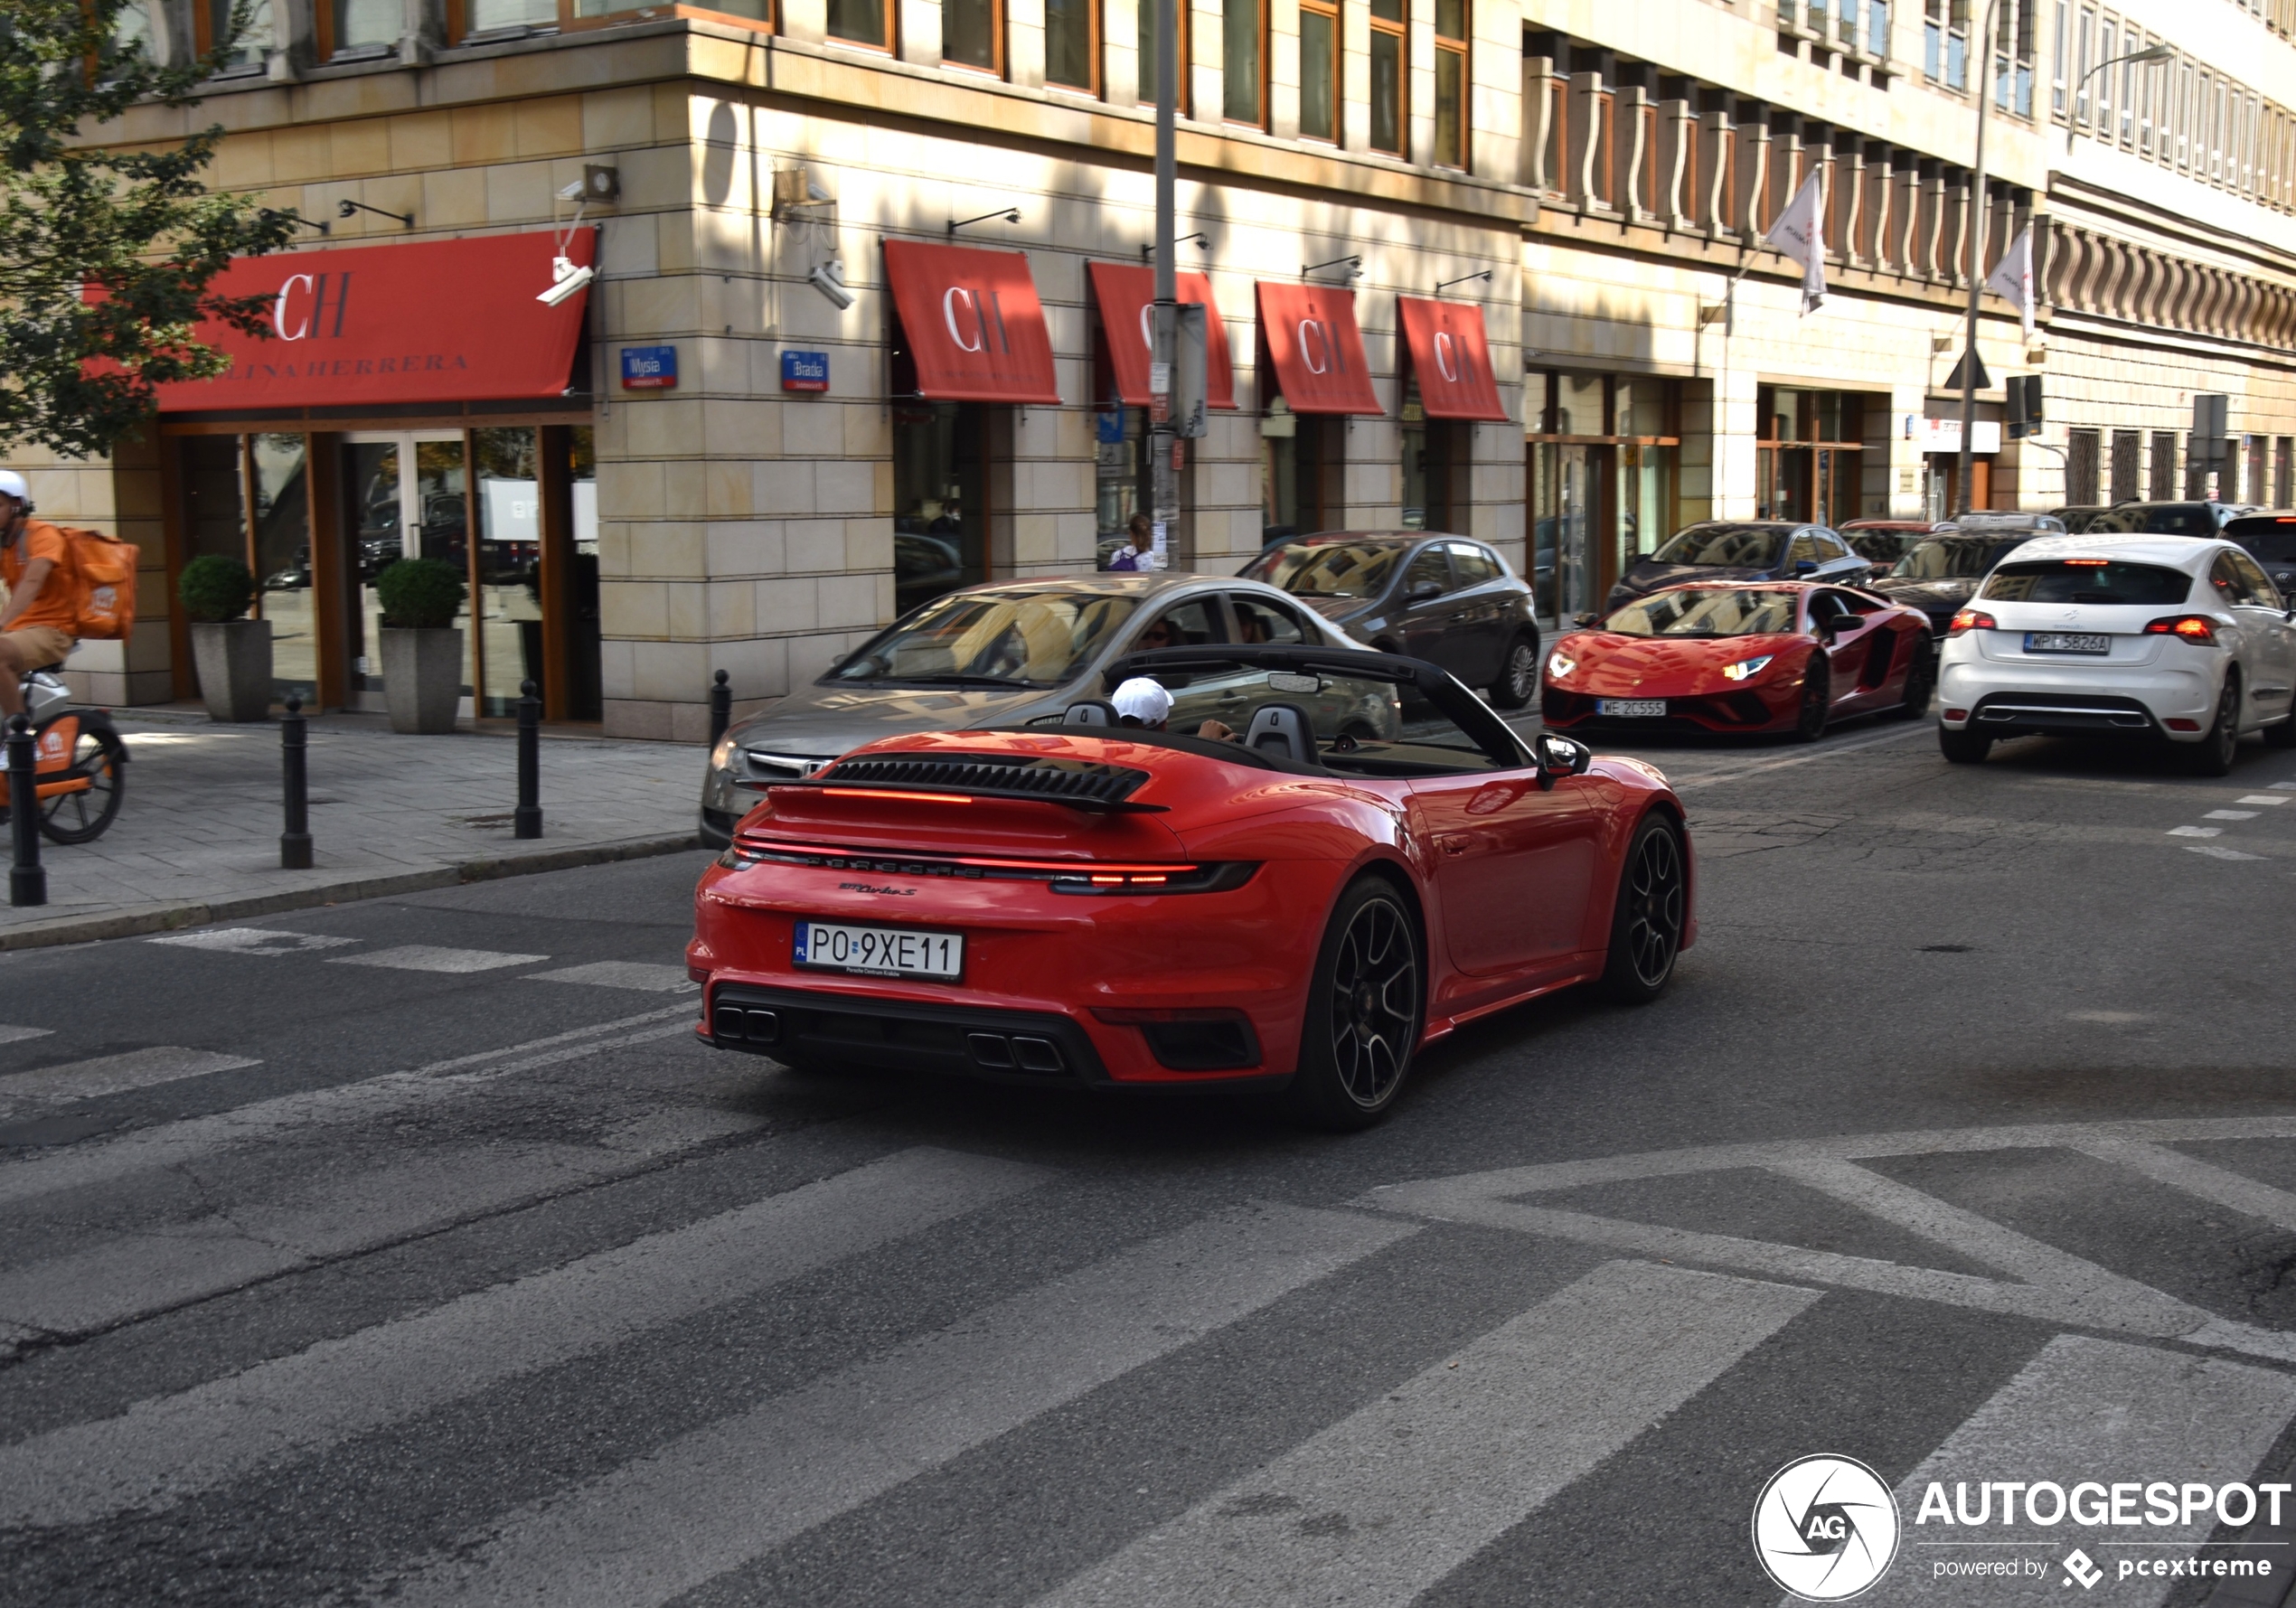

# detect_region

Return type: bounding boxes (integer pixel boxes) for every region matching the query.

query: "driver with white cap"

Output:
[1110,676,1238,741]
[0,471,75,722]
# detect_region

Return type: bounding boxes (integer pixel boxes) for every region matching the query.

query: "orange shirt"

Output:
[2,520,78,636]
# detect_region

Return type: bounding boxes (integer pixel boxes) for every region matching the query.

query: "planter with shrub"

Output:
[375,558,467,734]
[178,556,270,722]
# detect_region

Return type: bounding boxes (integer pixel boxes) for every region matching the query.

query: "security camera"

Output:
[807,259,855,312]
[556,178,588,202]
[537,257,595,306]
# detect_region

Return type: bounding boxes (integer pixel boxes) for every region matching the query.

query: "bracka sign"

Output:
[141,230,596,410]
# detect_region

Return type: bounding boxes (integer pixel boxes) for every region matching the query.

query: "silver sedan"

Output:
[700,572,1402,846]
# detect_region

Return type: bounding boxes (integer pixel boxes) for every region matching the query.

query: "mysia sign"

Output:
[144,229,596,410]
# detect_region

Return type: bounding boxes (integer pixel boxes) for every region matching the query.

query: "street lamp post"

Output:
[1148,0,1179,559]
[1952,0,2000,518]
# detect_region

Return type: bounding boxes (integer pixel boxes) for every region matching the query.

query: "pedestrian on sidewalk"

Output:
[0,471,77,721]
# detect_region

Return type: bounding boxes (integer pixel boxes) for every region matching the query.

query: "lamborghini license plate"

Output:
[1596,699,1668,718]
[794,920,964,980]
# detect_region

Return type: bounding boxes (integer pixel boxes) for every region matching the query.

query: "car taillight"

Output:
[2142,615,2217,643]
[1947,608,1997,636]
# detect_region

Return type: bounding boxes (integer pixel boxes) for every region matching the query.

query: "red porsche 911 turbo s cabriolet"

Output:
[1539,580,1935,741]
[690,644,1692,1128]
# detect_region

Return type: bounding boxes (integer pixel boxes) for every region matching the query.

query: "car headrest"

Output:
[1062,700,1117,726]
[1243,701,1312,762]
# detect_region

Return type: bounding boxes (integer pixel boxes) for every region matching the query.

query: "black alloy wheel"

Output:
[1793,659,1831,743]
[37,726,126,845]
[2183,673,2241,777]
[1287,878,1421,1130]
[1880,640,1935,721]
[1599,814,1687,1004]
[1489,632,1540,710]
[1938,725,1992,764]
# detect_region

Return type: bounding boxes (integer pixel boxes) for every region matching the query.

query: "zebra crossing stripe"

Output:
[1849,1334,2296,1607]
[0,1148,1049,1528]
[364,1203,1417,1608]
[1033,1260,1818,1608]
[0,1047,259,1117]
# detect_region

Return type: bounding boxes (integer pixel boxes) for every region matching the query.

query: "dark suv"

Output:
[1604,522,1871,612]
[2051,502,2242,535]
[1238,531,1542,707]
[2223,512,2296,597]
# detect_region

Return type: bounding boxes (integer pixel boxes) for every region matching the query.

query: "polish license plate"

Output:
[2024,632,2111,654]
[1596,699,1669,718]
[794,921,964,980]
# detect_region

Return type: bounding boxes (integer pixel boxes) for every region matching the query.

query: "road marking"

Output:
[147,928,358,955]
[0,1048,258,1116]
[2168,825,2224,837]
[522,961,699,993]
[1034,1261,1817,1608]
[2203,809,2259,821]
[0,1004,694,1209]
[2273,780,2296,790]
[327,945,549,973]
[2069,1137,2296,1235]
[1857,1336,2296,1608]
[1363,1114,2296,1366]
[0,1148,1049,1527]
[2237,795,2290,805]
[1645,723,1934,790]
[2067,1011,2151,1024]
[2186,843,2265,860]
[367,1204,1418,1608]
[0,1025,53,1046]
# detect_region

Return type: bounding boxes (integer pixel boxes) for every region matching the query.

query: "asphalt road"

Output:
[4,713,2295,1607]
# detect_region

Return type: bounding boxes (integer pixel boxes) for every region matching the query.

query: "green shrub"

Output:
[177,554,254,624]
[376,557,466,631]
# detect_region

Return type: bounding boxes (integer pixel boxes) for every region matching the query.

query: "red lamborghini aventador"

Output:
[690,644,1692,1128]
[1540,581,1935,741]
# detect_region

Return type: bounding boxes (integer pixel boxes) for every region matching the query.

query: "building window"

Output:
[1259,406,1339,541]
[1299,0,1338,140]
[1223,0,1264,125]
[2109,428,2140,503]
[1045,0,1095,89]
[2091,18,2113,132]
[2049,0,2066,113]
[2148,430,2177,499]
[1369,0,1405,154]
[451,0,770,38]
[2065,428,2100,504]
[1756,386,1867,526]
[456,0,557,35]
[1433,0,1467,167]
[320,0,400,58]
[1137,0,1190,109]
[195,0,270,71]
[892,403,990,616]
[944,0,1002,72]
[2276,437,2292,506]
[1528,371,1687,620]
[826,0,890,47]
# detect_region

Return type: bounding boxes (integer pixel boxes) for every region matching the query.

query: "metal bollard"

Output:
[280,694,313,870]
[7,715,44,907]
[514,679,542,840]
[708,669,731,751]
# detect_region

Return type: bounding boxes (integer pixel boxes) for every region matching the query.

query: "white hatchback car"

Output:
[1935,534,2296,774]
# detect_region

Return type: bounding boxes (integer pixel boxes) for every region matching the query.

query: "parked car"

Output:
[2051,502,2244,535]
[1838,519,1943,574]
[1237,531,1542,708]
[1542,581,1934,741]
[693,642,1689,1127]
[2222,511,2296,597]
[1865,513,2065,636]
[699,573,1401,847]
[1935,533,2296,773]
[1604,522,1871,612]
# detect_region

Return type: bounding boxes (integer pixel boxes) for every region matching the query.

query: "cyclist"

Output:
[0,471,75,723]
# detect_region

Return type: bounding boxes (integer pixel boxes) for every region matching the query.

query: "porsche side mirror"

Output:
[1532,733,1593,788]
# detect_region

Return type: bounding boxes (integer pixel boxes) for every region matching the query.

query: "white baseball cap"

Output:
[1111,677,1173,726]
[0,471,26,503]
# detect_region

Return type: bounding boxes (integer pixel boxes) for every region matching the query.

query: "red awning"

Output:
[1397,296,1510,422]
[148,230,596,411]
[1085,263,1236,410]
[1254,283,1380,416]
[884,240,1060,405]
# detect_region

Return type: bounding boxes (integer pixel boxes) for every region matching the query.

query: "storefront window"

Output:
[1369,0,1405,155]
[1399,386,1460,532]
[473,427,543,719]
[250,434,315,705]
[1755,386,1869,526]
[1259,403,1335,545]
[1528,370,1687,622]
[1095,408,1157,569]
[892,402,988,618]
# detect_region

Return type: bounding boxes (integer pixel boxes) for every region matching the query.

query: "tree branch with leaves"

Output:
[0,0,298,459]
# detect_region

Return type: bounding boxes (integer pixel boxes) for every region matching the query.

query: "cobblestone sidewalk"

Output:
[0,708,702,950]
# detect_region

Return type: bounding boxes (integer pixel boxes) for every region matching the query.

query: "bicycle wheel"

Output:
[38,726,127,844]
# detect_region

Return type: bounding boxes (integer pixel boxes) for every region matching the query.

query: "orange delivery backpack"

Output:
[52,527,138,641]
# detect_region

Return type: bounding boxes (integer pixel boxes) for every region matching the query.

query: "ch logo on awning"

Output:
[943,286,1012,356]
[272,273,353,342]
[1297,317,1343,375]
[1432,329,1473,386]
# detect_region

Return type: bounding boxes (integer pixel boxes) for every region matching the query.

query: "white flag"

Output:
[1985,225,2036,341]
[1764,172,1828,315]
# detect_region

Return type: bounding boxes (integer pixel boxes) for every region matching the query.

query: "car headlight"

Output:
[710,731,739,772]
[1546,651,1576,679]
[1720,654,1774,682]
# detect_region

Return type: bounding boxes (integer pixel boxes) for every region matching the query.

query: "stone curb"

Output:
[0,832,704,954]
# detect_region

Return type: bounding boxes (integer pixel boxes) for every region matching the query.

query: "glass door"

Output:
[249,433,316,704]
[341,431,470,710]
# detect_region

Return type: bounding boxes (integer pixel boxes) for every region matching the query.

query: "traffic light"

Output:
[2006,374,2043,439]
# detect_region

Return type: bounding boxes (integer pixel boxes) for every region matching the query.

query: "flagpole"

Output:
[1956,0,2000,517]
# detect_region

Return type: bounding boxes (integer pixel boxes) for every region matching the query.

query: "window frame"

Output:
[446,0,777,42]
[1136,0,1190,110]
[941,0,1005,75]
[1042,0,1097,91]
[1432,0,1468,169]
[193,0,271,71]
[1367,0,1407,156]
[821,0,892,51]
[1221,0,1266,127]
[1297,0,1340,142]
[318,0,402,60]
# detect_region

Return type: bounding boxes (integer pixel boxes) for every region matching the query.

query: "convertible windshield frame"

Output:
[823,588,1142,690]
[1599,587,1802,639]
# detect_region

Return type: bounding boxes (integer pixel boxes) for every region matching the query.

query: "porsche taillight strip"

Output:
[720,836,1256,894]
[771,752,1165,813]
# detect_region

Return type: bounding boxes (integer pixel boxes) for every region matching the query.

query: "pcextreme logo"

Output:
[1753,1454,1902,1601]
